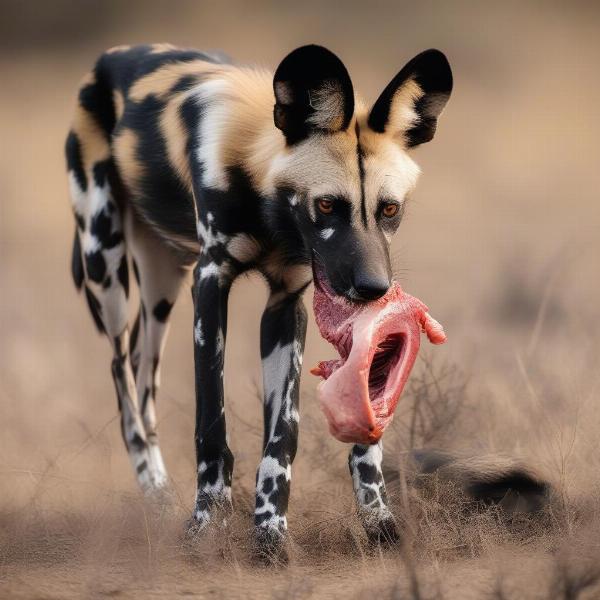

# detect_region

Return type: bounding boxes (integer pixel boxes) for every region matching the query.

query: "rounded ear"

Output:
[273,45,355,144]
[368,49,453,147]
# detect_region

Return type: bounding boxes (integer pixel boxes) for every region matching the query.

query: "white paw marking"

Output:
[255,456,291,529]
[196,458,231,500]
[350,443,386,510]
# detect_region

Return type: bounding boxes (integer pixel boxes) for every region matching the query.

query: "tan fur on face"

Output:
[267,127,361,202]
[358,115,421,212]
[261,107,420,223]
[262,101,368,201]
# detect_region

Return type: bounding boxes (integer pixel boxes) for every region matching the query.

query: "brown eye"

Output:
[317,198,334,215]
[382,202,399,218]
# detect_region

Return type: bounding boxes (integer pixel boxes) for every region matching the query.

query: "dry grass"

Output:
[2,345,600,599]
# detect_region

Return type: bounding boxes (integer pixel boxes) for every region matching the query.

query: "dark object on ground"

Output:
[412,449,551,514]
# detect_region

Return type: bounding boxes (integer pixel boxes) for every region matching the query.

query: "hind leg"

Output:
[68,163,162,493]
[127,215,187,490]
[66,72,167,493]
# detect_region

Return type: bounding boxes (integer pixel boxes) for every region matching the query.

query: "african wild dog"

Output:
[66,43,453,555]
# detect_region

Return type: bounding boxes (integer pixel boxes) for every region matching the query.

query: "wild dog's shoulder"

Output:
[86,45,227,213]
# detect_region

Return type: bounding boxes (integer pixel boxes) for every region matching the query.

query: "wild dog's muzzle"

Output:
[311,270,446,444]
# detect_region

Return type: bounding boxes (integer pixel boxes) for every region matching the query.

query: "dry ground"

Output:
[1,2,600,598]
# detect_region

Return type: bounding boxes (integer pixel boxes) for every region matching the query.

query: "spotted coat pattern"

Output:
[65,43,452,554]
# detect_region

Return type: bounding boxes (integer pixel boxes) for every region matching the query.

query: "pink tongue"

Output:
[311,279,446,444]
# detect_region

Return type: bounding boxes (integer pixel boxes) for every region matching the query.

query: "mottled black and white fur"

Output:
[65,43,453,554]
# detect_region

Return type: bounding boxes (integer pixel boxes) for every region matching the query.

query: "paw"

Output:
[188,511,228,534]
[253,526,289,566]
[185,515,209,539]
[364,515,400,546]
[194,492,232,519]
[185,497,232,538]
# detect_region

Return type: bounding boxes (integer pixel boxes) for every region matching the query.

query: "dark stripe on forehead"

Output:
[355,121,367,227]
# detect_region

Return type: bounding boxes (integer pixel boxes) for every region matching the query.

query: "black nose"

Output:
[353,273,390,301]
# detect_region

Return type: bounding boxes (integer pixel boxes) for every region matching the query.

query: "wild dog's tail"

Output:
[410,449,551,513]
[66,50,126,336]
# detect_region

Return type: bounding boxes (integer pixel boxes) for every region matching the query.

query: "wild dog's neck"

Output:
[193,65,285,197]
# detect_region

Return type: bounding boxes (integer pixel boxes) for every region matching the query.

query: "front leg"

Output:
[255,291,307,554]
[191,254,235,528]
[349,442,399,544]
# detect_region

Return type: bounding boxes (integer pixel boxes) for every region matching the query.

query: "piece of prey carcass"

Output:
[311,276,446,445]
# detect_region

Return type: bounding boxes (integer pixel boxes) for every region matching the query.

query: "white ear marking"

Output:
[387,78,424,137]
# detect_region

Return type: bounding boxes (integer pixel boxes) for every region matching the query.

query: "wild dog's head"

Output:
[266,45,452,301]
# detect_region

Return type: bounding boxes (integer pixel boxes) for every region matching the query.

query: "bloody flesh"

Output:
[311,277,446,445]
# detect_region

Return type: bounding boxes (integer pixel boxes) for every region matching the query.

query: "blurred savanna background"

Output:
[1,1,600,598]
